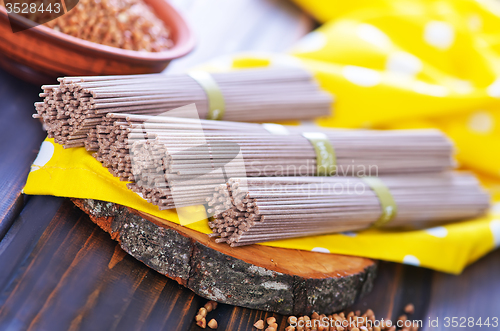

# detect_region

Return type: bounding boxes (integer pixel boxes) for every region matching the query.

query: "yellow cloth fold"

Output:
[24,0,500,274]
[287,0,500,179]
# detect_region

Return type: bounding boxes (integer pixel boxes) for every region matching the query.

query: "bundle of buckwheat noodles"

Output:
[91,114,456,210]
[207,174,490,246]
[31,71,490,245]
[33,68,332,148]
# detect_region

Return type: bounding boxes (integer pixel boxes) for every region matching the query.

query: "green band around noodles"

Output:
[362,176,398,227]
[188,71,226,120]
[302,132,336,176]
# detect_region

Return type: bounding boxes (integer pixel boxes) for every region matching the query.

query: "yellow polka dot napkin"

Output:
[24,0,500,274]
[24,137,500,275]
[289,0,500,180]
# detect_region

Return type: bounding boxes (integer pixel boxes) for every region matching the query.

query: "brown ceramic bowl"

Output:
[0,0,195,84]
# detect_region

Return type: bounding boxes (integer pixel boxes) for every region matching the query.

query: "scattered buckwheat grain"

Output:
[254,320,265,330]
[196,317,206,328]
[405,303,415,314]
[207,319,218,329]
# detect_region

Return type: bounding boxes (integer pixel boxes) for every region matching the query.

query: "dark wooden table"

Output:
[0,1,498,330]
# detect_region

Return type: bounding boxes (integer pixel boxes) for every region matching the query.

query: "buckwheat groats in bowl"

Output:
[44,0,174,52]
[0,0,194,82]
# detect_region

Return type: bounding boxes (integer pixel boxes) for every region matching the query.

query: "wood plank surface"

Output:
[1,198,497,330]
[0,198,428,331]
[424,250,500,330]
[0,70,45,240]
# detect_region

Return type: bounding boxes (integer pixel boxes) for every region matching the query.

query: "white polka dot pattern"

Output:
[386,51,423,75]
[467,14,482,32]
[311,247,331,253]
[424,21,455,49]
[487,78,500,98]
[402,255,421,266]
[468,111,494,134]
[451,79,473,95]
[30,141,55,172]
[343,66,381,87]
[426,226,448,238]
[291,31,327,53]
[357,23,392,48]
[413,81,448,97]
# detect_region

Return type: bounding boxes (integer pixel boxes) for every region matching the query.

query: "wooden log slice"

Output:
[72,198,377,315]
